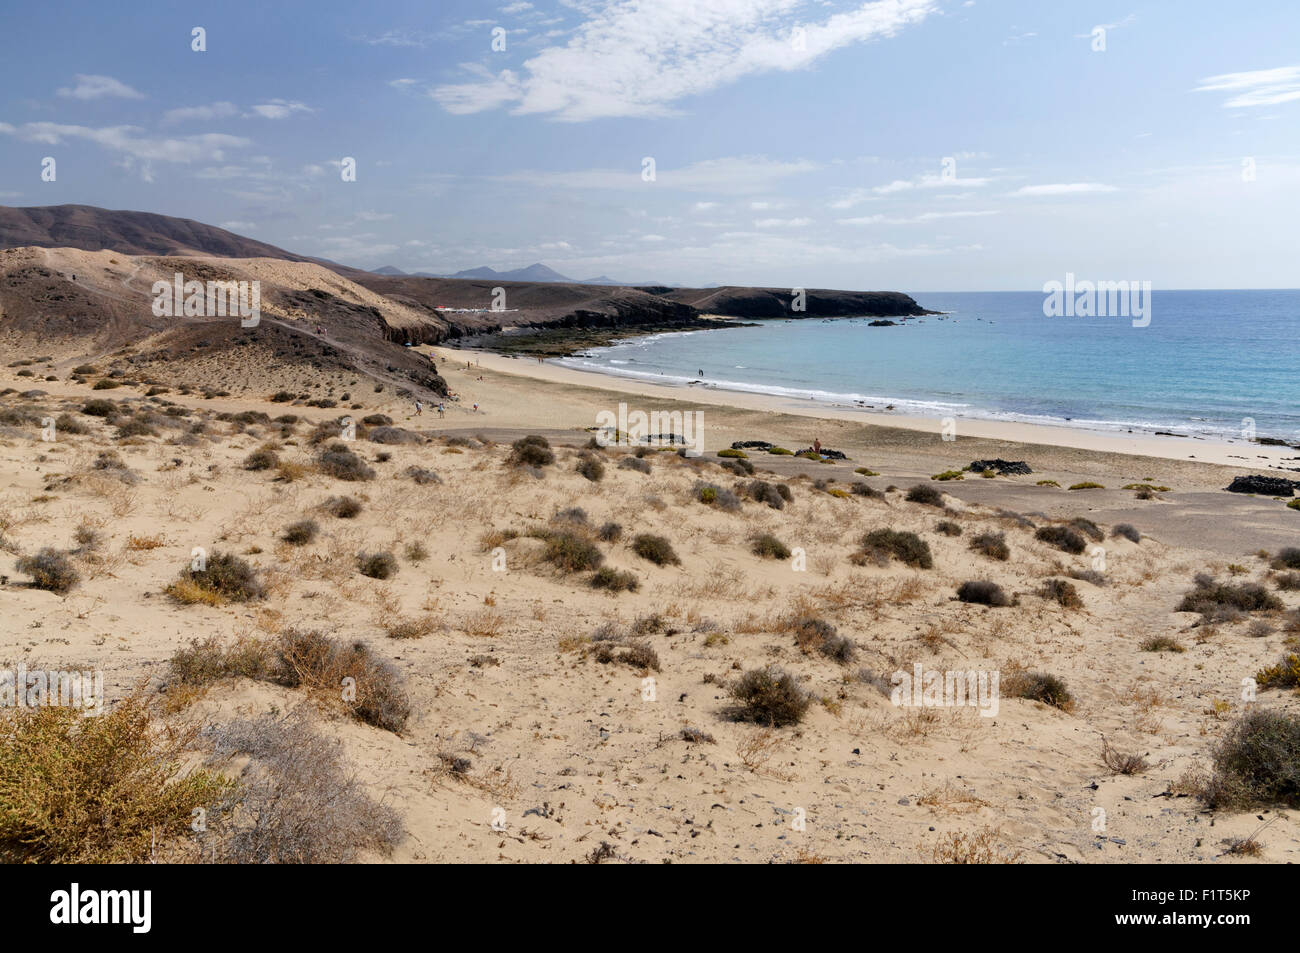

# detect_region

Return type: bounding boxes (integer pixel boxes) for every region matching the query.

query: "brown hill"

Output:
[0,247,448,400]
[0,204,317,262]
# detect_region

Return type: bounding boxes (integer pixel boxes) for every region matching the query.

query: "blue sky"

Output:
[1,0,1297,290]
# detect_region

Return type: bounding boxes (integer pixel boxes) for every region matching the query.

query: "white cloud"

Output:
[754,217,813,227]
[836,209,998,224]
[1008,183,1117,196]
[162,102,239,123]
[831,172,989,207]
[56,74,144,100]
[431,0,938,121]
[1195,66,1300,109]
[360,29,438,48]
[0,121,249,163]
[247,100,314,119]
[493,155,817,194]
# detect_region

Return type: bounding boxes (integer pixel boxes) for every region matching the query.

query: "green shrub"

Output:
[931,469,964,481]
[1068,482,1104,490]
[0,690,230,862]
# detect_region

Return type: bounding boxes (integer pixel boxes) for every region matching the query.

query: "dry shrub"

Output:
[463,608,506,637]
[167,550,264,604]
[507,435,554,468]
[1038,578,1083,609]
[956,580,1013,607]
[1003,670,1074,711]
[930,826,1021,864]
[1177,575,1281,618]
[969,531,1009,561]
[201,709,402,863]
[632,533,680,566]
[858,528,933,569]
[730,666,810,726]
[275,628,412,733]
[1100,737,1149,775]
[1202,710,1300,809]
[1035,525,1087,555]
[0,689,230,862]
[590,566,639,592]
[15,548,80,593]
[751,532,791,559]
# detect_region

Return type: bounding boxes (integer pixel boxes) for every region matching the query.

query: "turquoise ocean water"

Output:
[554,290,1300,443]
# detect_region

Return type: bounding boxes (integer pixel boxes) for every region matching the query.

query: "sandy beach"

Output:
[3,349,1299,864]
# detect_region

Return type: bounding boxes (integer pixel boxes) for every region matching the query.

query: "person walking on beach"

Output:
[438,403,445,418]
[813,437,822,454]
[415,399,423,416]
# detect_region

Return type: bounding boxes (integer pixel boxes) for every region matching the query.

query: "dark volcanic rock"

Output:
[970,459,1033,475]
[731,440,773,450]
[1225,474,1300,496]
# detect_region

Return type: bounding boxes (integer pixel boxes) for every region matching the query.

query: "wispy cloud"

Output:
[494,155,818,194]
[248,100,314,119]
[0,121,248,164]
[836,209,998,225]
[1195,66,1300,108]
[431,0,938,121]
[162,102,239,124]
[56,74,144,101]
[1008,182,1117,196]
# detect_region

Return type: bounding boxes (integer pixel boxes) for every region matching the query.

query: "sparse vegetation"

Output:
[857,528,933,569]
[1202,710,1300,809]
[357,551,399,580]
[1035,525,1087,555]
[969,531,1009,561]
[15,548,80,593]
[751,532,791,559]
[632,533,680,566]
[905,484,944,507]
[957,580,1013,607]
[1038,578,1083,609]
[730,666,810,726]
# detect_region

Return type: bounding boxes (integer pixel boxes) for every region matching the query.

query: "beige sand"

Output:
[1,357,1298,864]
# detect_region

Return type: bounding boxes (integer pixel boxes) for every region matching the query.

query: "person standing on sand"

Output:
[472,402,479,413]
[438,403,445,418]
[415,399,422,416]
[814,438,822,454]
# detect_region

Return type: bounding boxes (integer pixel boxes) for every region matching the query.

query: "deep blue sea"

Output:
[555,290,1300,443]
